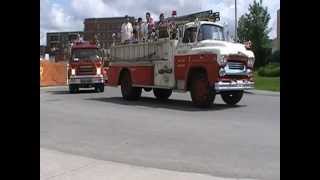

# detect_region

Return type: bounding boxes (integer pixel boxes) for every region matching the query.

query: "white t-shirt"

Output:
[139,22,148,40]
[121,22,133,42]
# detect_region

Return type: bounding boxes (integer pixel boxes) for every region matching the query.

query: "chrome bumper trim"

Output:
[214,80,254,91]
[68,75,104,85]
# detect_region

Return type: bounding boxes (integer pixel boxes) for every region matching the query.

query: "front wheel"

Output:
[69,84,78,94]
[153,89,172,100]
[221,91,244,105]
[95,84,104,93]
[190,72,215,107]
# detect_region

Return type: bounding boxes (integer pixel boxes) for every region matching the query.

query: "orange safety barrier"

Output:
[40,60,67,87]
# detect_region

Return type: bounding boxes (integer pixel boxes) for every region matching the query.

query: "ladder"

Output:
[166,10,220,26]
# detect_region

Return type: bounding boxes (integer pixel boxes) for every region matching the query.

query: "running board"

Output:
[132,84,187,93]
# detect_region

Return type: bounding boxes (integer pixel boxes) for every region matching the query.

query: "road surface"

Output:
[40,86,280,180]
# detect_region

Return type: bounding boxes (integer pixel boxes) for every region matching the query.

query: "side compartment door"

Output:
[153,40,176,88]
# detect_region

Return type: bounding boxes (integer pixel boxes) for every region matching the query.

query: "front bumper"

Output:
[214,80,254,92]
[68,75,104,85]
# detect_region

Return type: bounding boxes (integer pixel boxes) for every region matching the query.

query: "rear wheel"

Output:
[153,89,172,100]
[190,72,215,107]
[221,91,243,105]
[120,71,142,100]
[69,84,79,94]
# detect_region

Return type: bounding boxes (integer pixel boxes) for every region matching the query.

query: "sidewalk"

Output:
[40,148,256,180]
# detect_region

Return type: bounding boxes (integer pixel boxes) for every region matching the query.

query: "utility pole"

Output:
[235,0,237,42]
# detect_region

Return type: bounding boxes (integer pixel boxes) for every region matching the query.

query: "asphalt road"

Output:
[40,86,280,180]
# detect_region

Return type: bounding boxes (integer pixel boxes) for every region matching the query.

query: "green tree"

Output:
[237,0,271,68]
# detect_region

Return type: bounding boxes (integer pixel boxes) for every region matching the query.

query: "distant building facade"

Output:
[40,45,46,58]
[46,31,83,61]
[83,16,135,49]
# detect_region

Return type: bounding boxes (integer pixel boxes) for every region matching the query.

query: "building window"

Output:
[50,35,59,41]
[69,35,78,41]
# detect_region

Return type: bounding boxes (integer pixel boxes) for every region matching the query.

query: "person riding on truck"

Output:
[137,17,146,41]
[145,12,155,39]
[121,15,133,44]
[156,13,170,38]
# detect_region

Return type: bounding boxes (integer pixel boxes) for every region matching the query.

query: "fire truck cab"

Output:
[67,40,105,93]
[107,10,254,107]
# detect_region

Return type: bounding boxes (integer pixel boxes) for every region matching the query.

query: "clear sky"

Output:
[40,0,280,45]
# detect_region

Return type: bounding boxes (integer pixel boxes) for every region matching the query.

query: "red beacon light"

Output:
[172,10,177,17]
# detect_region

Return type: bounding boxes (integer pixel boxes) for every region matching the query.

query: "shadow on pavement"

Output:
[85,97,246,112]
[47,89,97,95]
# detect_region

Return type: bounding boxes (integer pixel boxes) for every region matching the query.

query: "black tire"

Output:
[221,91,244,105]
[120,71,142,100]
[190,72,215,107]
[153,89,172,100]
[144,88,152,92]
[69,84,78,94]
[95,84,104,93]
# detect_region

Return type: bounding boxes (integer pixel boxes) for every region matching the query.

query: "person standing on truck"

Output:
[169,10,178,39]
[146,12,155,39]
[156,13,169,38]
[132,19,139,42]
[136,17,146,41]
[121,15,133,44]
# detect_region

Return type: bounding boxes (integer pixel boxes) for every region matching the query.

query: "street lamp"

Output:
[235,0,237,42]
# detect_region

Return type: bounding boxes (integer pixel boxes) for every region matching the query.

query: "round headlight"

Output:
[248,57,255,68]
[246,68,253,77]
[71,69,76,75]
[96,67,101,75]
[219,68,226,77]
[218,55,227,66]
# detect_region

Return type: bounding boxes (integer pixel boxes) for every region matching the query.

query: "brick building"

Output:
[83,16,134,49]
[46,31,83,61]
[46,31,83,52]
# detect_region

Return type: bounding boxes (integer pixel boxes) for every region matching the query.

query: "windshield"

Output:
[198,24,224,41]
[183,27,197,43]
[72,49,100,61]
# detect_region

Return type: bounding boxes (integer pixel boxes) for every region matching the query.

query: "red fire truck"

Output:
[67,40,105,93]
[106,10,255,107]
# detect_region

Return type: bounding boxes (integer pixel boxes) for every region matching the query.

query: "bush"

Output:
[257,63,280,77]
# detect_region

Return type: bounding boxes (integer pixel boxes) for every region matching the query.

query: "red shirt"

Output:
[147,17,155,32]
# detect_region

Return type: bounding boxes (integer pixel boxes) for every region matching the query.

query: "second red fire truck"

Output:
[67,40,106,93]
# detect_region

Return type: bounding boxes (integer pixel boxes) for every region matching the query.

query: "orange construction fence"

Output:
[40,60,67,87]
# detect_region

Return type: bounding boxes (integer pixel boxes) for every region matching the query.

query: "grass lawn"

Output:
[254,72,280,92]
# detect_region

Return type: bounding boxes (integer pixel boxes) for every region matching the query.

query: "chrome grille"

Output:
[78,65,96,75]
[227,62,245,70]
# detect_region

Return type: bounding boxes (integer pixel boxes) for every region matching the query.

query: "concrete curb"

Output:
[40,148,257,180]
